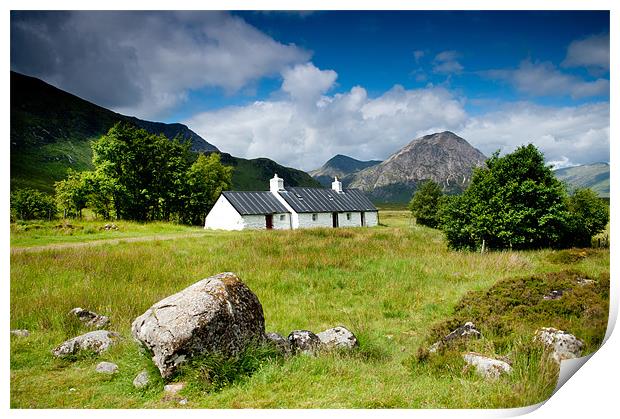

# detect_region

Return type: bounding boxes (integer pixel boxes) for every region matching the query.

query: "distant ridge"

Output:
[309,154,381,187]
[348,131,487,202]
[554,162,609,198]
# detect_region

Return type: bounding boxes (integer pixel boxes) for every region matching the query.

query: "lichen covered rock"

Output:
[69,307,110,328]
[131,272,265,378]
[95,361,118,374]
[52,330,120,358]
[535,327,583,363]
[265,332,293,356]
[463,352,512,379]
[288,330,321,355]
[317,326,358,350]
[429,321,481,353]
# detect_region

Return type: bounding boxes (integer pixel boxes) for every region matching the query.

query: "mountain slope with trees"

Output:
[10,71,318,193]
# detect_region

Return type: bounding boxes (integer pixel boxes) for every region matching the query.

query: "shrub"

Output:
[10,188,57,220]
[408,180,443,228]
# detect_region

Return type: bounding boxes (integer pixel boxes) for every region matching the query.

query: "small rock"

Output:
[316,326,358,350]
[463,352,512,379]
[164,382,186,395]
[69,388,76,392]
[103,223,119,231]
[576,277,594,286]
[543,290,565,300]
[535,327,583,363]
[11,329,30,337]
[429,322,481,353]
[69,307,110,328]
[52,330,120,358]
[179,398,188,405]
[95,361,118,374]
[288,330,321,355]
[133,371,150,389]
[265,332,293,356]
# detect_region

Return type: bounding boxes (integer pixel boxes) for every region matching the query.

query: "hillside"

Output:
[554,163,609,198]
[10,71,318,193]
[348,131,486,202]
[309,154,381,187]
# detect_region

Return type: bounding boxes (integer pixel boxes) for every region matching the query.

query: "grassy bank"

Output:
[10,211,610,408]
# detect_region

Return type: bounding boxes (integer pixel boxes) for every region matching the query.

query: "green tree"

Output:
[54,170,90,218]
[566,188,609,247]
[180,153,233,225]
[92,123,192,221]
[441,144,572,251]
[408,180,443,228]
[10,188,57,220]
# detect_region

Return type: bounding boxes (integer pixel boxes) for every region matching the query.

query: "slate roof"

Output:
[278,187,377,213]
[222,191,289,215]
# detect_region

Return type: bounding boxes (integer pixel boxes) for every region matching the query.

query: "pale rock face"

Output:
[288,330,321,355]
[131,272,265,378]
[463,352,512,379]
[316,326,358,350]
[164,382,186,395]
[95,361,118,374]
[11,329,30,337]
[69,307,110,328]
[429,321,481,353]
[133,371,150,389]
[535,327,584,363]
[52,330,120,357]
[265,332,293,357]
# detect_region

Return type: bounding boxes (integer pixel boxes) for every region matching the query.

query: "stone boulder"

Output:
[95,361,118,374]
[288,330,321,355]
[131,272,265,378]
[317,326,358,350]
[265,332,293,357]
[535,327,583,363]
[133,371,150,389]
[69,307,110,328]
[52,330,120,358]
[463,352,512,379]
[11,329,30,337]
[429,321,481,353]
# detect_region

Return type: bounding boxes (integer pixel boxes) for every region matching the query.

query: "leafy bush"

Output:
[408,180,443,228]
[10,188,57,220]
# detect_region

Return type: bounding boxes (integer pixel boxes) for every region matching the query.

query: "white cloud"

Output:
[186,68,469,170]
[460,102,610,166]
[484,59,609,99]
[413,50,425,63]
[186,63,609,172]
[433,50,464,74]
[11,11,310,119]
[562,33,609,72]
[281,63,337,103]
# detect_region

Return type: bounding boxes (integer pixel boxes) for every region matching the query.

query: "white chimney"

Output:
[270,174,284,193]
[332,176,343,193]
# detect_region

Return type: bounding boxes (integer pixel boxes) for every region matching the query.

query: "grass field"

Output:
[10,210,610,408]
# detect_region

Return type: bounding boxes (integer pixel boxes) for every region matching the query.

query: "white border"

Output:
[2,2,617,418]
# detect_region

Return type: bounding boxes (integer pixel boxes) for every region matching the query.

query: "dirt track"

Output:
[10,231,209,254]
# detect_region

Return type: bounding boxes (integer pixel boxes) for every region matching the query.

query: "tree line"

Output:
[11,123,232,226]
[408,144,609,250]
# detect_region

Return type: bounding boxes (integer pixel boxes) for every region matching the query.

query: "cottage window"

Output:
[279,214,285,221]
[346,213,351,220]
[312,213,318,221]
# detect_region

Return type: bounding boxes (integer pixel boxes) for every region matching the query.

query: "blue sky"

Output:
[11,10,610,170]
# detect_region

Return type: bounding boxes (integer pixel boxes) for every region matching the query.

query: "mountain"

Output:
[554,162,609,198]
[10,71,318,192]
[309,154,381,187]
[348,131,487,202]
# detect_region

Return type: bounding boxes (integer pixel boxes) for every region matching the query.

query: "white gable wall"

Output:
[204,195,245,230]
[364,211,378,227]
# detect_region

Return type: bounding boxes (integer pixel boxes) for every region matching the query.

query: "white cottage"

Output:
[204,174,378,230]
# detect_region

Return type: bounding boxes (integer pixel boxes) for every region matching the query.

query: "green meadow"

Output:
[10,210,609,408]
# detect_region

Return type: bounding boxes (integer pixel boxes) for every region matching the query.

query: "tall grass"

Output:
[10,211,610,408]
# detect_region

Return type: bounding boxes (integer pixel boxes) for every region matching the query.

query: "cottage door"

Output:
[361,212,365,226]
[332,212,339,228]
[266,214,273,229]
